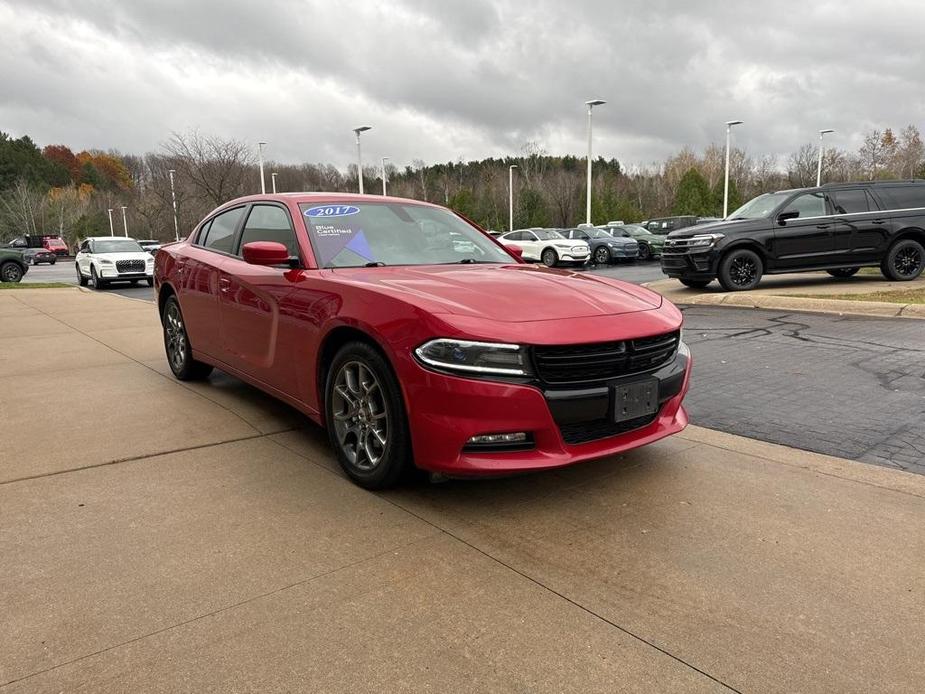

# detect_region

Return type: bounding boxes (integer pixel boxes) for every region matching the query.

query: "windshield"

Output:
[583,229,610,239]
[728,192,792,220]
[94,239,144,253]
[300,202,514,268]
[534,229,565,241]
[620,225,648,235]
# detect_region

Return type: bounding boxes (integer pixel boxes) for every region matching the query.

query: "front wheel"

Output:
[827,267,860,278]
[593,246,611,265]
[718,248,763,291]
[50,258,56,265]
[0,261,24,283]
[541,248,559,267]
[326,342,411,489]
[91,266,107,290]
[162,296,213,381]
[146,278,154,287]
[881,239,924,281]
[77,264,88,287]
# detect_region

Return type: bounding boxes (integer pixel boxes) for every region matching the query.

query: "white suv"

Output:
[498,228,590,267]
[76,237,155,289]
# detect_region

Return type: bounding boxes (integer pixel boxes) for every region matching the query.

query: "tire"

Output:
[91,266,107,290]
[541,248,559,267]
[679,278,711,289]
[593,246,611,265]
[826,267,860,278]
[638,243,652,261]
[50,258,56,265]
[718,248,763,291]
[325,342,411,490]
[161,296,213,381]
[76,264,88,287]
[0,261,24,283]
[146,278,154,287]
[130,279,139,286]
[881,239,925,281]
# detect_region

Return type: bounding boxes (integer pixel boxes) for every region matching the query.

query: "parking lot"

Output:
[2,287,924,693]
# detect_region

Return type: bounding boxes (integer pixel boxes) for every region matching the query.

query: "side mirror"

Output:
[777,211,800,225]
[242,241,291,266]
[507,244,524,260]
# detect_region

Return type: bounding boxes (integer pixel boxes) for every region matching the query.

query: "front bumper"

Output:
[99,268,154,279]
[403,346,691,475]
[660,248,719,278]
[609,246,639,258]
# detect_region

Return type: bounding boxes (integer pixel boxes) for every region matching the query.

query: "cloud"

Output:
[2,0,924,170]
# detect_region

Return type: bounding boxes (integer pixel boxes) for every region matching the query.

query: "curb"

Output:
[671,292,925,320]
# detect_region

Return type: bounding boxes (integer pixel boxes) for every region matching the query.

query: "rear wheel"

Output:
[162,296,213,381]
[541,248,559,267]
[325,342,411,489]
[718,248,763,291]
[827,267,860,278]
[637,243,652,261]
[679,278,711,289]
[0,261,24,283]
[881,239,924,281]
[50,258,56,265]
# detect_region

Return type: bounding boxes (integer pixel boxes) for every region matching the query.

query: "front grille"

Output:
[532,331,679,385]
[116,259,145,274]
[559,413,657,445]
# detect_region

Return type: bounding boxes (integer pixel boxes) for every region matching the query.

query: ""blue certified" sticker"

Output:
[304,205,360,218]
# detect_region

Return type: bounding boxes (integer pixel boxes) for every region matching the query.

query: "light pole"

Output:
[585,99,606,225]
[353,126,371,194]
[381,157,389,196]
[271,172,278,194]
[816,129,835,187]
[120,205,128,237]
[723,120,744,218]
[107,208,114,236]
[168,169,180,242]
[257,142,267,194]
[508,164,518,232]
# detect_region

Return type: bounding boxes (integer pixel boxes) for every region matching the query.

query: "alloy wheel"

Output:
[895,246,923,278]
[164,302,187,372]
[729,256,758,286]
[594,247,610,264]
[1,263,22,282]
[331,361,390,471]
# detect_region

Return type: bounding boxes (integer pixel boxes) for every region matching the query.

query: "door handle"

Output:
[816,224,831,230]
[872,219,885,225]
[219,277,232,293]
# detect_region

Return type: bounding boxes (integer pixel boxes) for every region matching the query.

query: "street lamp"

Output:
[509,164,518,232]
[817,129,835,187]
[257,142,267,194]
[723,120,744,218]
[120,205,128,237]
[271,172,278,194]
[168,169,180,242]
[107,208,114,236]
[381,157,390,196]
[353,126,371,194]
[585,99,606,225]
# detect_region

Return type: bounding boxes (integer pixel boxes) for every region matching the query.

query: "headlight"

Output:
[687,233,725,248]
[415,339,533,376]
[99,258,113,264]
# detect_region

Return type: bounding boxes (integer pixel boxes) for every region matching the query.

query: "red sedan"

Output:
[155,194,691,488]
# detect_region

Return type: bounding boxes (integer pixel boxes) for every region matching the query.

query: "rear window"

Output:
[875,186,925,211]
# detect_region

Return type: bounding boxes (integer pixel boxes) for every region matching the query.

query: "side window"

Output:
[877,186,925,211]
[525,231,539,241]
[505,231,522,241]
[575,231,588,239]
[782,193,827,218]
[201,207,244,253]
[238,205,298,256]
[829,189,870,215]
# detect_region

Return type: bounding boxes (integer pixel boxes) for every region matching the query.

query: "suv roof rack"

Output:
[821,179,924,187]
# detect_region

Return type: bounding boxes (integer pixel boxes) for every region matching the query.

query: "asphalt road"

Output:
[682,306,925,474]
[21,259,157,301]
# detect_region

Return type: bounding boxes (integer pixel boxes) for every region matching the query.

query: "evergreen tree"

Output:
[672,168,712,216]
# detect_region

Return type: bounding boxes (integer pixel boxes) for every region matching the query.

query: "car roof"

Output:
[214,191,446,212]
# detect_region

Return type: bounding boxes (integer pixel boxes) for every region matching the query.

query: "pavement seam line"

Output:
[0,533,440,690]
[266,436,744,693]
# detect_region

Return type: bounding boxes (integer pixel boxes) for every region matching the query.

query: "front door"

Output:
[772,192,835,269]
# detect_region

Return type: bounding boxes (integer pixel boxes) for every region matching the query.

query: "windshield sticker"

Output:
[312,222,376,264]
[304,205,360,218]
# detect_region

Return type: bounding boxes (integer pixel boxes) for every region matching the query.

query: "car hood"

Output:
[605,237,637,247]
[326,264,663,322]
[667,218,769,238]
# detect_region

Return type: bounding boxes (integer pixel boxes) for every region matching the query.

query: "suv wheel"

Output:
[541,248,559,267]
[593,246,611,265]
[882,239,925,281]
[91,266,107,290]
[0,261,24,283]
[76,264,88,287]
[718,248,763,291]
[827,267,860,278]
[637,243,652,261]
[162,296,213,381]
[326,342,411,489]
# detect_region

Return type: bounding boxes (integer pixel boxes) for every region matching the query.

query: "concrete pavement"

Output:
[1,288,923,693]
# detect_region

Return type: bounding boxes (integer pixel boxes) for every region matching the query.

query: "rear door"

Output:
[218,203,303,391]
[772,192,835,269]
[829,188,887,265]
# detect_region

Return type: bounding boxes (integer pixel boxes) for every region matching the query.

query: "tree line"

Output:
[1,126,923,247]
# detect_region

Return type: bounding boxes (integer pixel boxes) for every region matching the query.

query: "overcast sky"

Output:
[2,0,924,171]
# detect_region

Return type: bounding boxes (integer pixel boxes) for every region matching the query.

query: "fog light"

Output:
[467,432,527,445]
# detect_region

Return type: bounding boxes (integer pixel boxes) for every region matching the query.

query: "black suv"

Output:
[661,181,925,291]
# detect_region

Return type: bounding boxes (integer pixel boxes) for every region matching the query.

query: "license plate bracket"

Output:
[613,378,658,423]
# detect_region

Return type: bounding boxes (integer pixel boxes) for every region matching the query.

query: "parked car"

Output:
[640,216,700,235]
[661,180,925,291]
[498,228,590,266]
[559,227,638,264]
[75,237,155,289]
[155,194,691,489]
[137,239,163,255]
[22,248,58,265]
[43,236,69,256]
[0,248,27,283]
[600,224,665,260]
[2,234,68,255]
